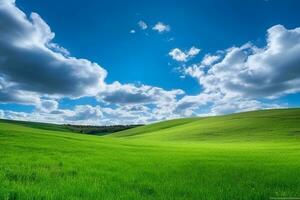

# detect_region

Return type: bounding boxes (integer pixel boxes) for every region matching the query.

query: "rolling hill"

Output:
[0,118,141,135]
[0,108,300,199]
[112,108,300,142]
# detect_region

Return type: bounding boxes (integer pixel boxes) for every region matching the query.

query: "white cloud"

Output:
[182,24,300,115]
[0,0,15,4]
[0,76,40,104]
[138,20,148,30]
[0,0,107,105]
[48,43,70,56]
[38,99,59,113]
[188,47,201,56]
[169,49,187,62]
[130,29,136,34]
[173,94,212,116]
[210,99,269,115]
[98,81,184,106]
[201,54,221,66]
[0,102,171,125]
[152,22,170,33]
[186,25,300,99]
[64,105,103,122]
[169,46,201,62]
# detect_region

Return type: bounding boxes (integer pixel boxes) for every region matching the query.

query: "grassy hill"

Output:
[0,109,300,199]
[112,108,300,142]
[0,119,141,135]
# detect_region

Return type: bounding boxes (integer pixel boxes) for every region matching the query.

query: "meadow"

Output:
[0,109,300,200]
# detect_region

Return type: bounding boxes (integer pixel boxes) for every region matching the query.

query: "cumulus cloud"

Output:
[169,47,200,62]
[38,99,58,112]
[181,25,300,115]
[201,54,221,66]
[0,0,107,104]
[0,110,30,121]
[101,105,153,125]
[173,93,215,116]
[152,22,170,33]
[64,105,103,122]
[0,76,40,104]
[0,104,104,125]
[138,20,147,30]
[186,25,300,99]
[0,103,159,125]
[98,81,184,105]
[210,98,268,115]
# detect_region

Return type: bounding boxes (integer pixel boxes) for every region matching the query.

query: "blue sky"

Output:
[0,0,300,124]
[17,0,300,92]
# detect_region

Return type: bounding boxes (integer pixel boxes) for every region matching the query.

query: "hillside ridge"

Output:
[111,108,300,142]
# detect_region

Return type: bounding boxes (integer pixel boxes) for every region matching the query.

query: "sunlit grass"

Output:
[0,109,300,199]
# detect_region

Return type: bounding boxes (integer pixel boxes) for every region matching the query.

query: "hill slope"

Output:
[0,119,140,135]
[1,108,300,200]
[111,108,300,142]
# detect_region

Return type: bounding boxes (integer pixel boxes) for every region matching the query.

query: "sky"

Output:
[0,0,300,125]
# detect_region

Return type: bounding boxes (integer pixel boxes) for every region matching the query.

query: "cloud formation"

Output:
[0,104,166,125]
[98,81,184,105]
[0,0,107,104]
[152,22,170,33]
[169,47,200,62]
[185,25,300,99]
[138,20,148,30]
[181,25,300,114]
[38,99,59,112]
[201,54,221,66]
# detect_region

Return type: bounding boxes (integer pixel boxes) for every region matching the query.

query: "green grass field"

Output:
[1,108,300,200]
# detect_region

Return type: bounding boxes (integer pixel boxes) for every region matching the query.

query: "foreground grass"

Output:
[0,109,300,199]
